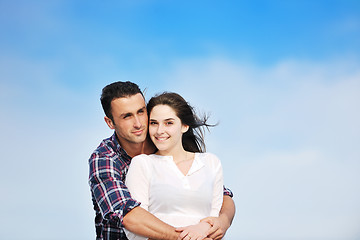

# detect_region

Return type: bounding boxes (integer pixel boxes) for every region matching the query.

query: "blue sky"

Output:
[1,1,359,239]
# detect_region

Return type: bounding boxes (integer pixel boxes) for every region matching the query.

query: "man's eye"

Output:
[150,122,158,125]
[123,114,131,119]
[166,122,173,125]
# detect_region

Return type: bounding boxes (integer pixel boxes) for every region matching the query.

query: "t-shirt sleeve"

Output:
[125,154,152,211]
[209,153,224,217]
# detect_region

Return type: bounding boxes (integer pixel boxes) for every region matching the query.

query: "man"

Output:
[89,81,235,240]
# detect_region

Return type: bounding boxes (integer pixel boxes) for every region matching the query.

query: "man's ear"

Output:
[182,124,189,133]
[104,116,115,129]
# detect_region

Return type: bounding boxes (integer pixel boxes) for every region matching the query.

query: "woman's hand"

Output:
[200,215,229,240]
[175,221,212,240]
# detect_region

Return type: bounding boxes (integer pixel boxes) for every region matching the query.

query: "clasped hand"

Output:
[175,216,226,240]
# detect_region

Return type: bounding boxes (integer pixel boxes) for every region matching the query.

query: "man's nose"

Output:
[133,116,142,128]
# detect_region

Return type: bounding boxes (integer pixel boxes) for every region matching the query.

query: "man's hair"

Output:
[101,81,143,121]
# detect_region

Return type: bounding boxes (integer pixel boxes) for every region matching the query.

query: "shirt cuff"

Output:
[110,199,141,227]
[223,186,234,198]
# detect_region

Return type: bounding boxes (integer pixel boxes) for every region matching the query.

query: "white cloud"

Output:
[0,56,106,240]
[1,55,359,239]
[159,57,360,239]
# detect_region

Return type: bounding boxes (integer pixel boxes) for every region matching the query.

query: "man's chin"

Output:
[131,134,147,143]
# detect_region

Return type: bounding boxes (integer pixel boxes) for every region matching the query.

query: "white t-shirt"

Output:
[124,152,224,240]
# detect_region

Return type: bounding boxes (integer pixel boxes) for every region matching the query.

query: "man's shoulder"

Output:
[90,134,118,160]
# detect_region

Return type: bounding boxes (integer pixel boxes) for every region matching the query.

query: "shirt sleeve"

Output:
[223,186,234,198]
[210,153,224,217]
[124,154,151,240]
[88,152,140,227]
[125,154,151,211]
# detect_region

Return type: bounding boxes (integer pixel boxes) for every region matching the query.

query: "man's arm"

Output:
[90,152,180,240]
[89,151,139,224]
[123,207,179,240]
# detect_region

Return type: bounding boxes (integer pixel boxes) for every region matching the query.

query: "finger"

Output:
[179,230,190,239]
[189,234,199,240]
[176,227,186,232]
[195,235,205,240]
[188,234,198,240]
[201,218,214,226]
[207,219,215,226]
[206,226,217,236]
[208,230,223,240]
[201,217,212,222]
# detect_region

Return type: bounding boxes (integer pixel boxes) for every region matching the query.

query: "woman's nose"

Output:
[157,124,165,134]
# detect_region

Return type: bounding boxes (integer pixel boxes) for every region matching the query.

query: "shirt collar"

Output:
[187,152,205,175]
[110,132,132,160]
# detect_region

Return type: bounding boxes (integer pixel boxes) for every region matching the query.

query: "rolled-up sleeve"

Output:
[223,186,234,198]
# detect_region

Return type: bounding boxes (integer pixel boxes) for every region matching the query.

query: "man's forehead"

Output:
[111,94,146,113]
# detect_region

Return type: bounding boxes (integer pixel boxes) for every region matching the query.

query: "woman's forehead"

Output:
[150,105,178,119]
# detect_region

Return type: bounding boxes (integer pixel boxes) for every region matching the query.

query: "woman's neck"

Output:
[157,148,193,164]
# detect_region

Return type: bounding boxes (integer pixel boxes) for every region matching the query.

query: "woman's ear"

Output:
[182,124,189,133]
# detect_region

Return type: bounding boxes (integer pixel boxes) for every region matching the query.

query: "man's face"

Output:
[105,93,148,145]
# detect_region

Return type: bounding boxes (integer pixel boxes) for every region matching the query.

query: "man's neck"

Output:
[116,135,156,158]
[143,137,157,155]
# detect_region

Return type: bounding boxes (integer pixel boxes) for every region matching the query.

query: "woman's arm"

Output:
[202,195,236,239]
[176,153,230,240]
[202,154,235,239]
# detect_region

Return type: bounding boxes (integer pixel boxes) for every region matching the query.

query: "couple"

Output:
[88,81,235,240]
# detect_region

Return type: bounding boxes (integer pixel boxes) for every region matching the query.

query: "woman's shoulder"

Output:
[197,152,218,158]
[132,153,151,160]
[197,152,221,165]
[131,154,154,165]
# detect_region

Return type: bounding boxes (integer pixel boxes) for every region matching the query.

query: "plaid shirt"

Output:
[89,133,140,240]
[89,132,234,240]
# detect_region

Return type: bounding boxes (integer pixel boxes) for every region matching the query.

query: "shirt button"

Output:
[183,179,190,188]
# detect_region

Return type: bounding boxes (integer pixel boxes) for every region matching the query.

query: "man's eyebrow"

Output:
[119,107,145,118]
[138,107,146,112]
[119,112,132,118]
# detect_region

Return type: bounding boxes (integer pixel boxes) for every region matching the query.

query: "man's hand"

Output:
[201,195,236,239]
[200,216,229,240]
[175,221,212,240]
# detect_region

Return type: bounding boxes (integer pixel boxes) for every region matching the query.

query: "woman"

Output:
[125,92,224,240]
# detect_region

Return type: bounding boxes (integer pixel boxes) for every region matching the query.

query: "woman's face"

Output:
[149,104,188,154]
